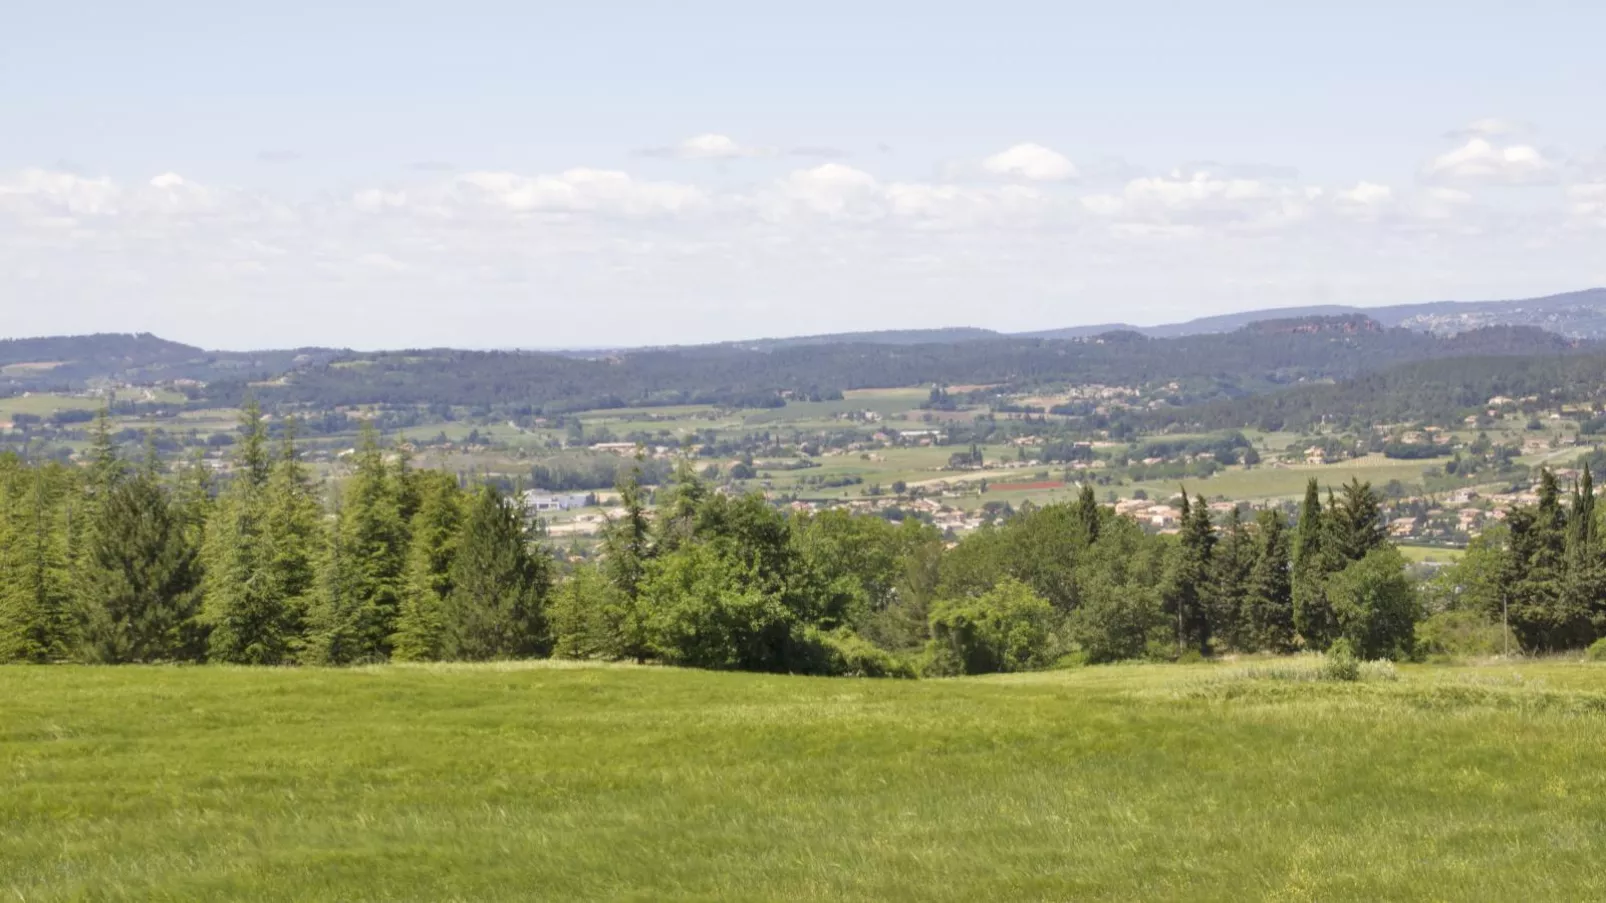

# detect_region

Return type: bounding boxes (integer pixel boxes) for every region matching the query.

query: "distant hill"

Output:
[0,333,345,394]
[1020,288,1606,340]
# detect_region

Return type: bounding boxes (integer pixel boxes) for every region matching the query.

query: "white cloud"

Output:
[1570,182,1606,225]
[642,133,777,160]
[1336,182,1393,207]
[1446,118,1527,139]
[1425,138,1553,184]
[1081,170,1314,232]
[448,169,707,217]
[981,143,1077,181]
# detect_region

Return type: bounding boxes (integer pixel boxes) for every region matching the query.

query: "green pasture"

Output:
[4,660,1605,901]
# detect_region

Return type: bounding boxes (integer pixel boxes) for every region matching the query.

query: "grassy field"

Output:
[5,661,1605,901]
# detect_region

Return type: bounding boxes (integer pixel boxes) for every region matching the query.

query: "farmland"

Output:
[4,660,1605,901]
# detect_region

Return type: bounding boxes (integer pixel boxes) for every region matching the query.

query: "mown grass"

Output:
[4,661,1605,901]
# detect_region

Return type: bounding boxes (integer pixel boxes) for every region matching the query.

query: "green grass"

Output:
[5,661,1606,901]
[1397,544,1467,564]
[0,393,102,418]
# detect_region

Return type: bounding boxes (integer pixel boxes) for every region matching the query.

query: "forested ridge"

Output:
[194,322,1582,413]
[6,409,1603,673]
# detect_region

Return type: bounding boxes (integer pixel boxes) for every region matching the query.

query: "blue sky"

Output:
[4,1,1604,348]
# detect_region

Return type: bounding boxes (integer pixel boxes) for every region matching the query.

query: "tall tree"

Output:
[1074,483,1101,543]
[73,470,203,663]
[1292,478,1337,649]
[202,403,294,663]
[1211,505,1251,651]
[1244,508,1295,652]
[0,461,72,662]
[441,484,550,660]
[305,424,409,663]
[391,470,464,661]
[1163,492,1217,655]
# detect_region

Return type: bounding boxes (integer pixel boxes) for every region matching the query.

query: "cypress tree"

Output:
[441,484,551,660]
[597,463,653,661]
[1329,477,1387,564]
[1292,478,1337,649]
[1164,491,1217,656]
[261,423,324,654]
[1244,508,1295,652]
[1212,505,1251,651]
[1074,483,1101,543]
[391,470,464,661]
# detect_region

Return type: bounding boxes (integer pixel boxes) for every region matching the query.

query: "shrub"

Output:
[1322,638,1360,681]
[1415,610,1509,660]
[926,578,1061,675]
[801,628,916,678]
[1327,547,1418,661]
[1586,638,1606,662]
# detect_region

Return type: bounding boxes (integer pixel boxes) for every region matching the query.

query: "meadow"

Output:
[4,660,1605,901]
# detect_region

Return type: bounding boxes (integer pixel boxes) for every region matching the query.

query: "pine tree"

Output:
[0,461,72,662]
[1244,508,1295,652]
[73,470,203,663]
[1328,477,1387,564]
[441,484,551,660]
[597,463,653,661]
[305,424,408,662]
[201,403,293,663]
[391,470,464,661]
[261,422,324,654]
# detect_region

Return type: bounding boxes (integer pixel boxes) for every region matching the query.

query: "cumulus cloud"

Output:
[1425,138,1553,184]
[638,133,777,160]
[443,169,708,217]
[1081,170,1316,232]
[981,143,1078,181]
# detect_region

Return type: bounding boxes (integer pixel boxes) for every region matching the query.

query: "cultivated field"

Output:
[5,661,1605,901]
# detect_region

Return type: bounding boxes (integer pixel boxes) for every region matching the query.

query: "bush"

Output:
[1327,547,1418,660]
[926,578,1061,675]
[1322,638,1360,681]
[801,628,916,678]
[1586,638,1606,662]
[1415,610,1509,660]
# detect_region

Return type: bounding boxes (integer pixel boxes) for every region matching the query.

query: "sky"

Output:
[3,1,1605,350]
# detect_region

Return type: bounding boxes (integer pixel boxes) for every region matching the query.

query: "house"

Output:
[522,492,592,512]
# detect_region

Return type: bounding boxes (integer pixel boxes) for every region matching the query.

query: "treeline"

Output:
[1154,353,1606,432]
[1433,467,1606,653]
[1,412,1427,673]
[194,324,1583,415]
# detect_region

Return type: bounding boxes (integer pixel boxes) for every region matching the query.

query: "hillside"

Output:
[1022,287,1606,340]
[4,661,1604,901]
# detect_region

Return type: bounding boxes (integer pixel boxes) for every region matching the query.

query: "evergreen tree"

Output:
[1074,483,1101,543]
[305,425,409,663]
[202,403,294,663]
[261,423,324,653]
[73,470,203,663]
[1244,508,1295,652]
[391,470,464,661]
[441,484,551,660]
[1328,477,1387,564]
[0,462,72,662]
[596,463,653,661]
[1163,492,1216,655]
[1504,468,1586,651]
[1211,505,1251,651]
[1292,478,1337,649]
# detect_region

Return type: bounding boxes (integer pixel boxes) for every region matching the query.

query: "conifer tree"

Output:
[306,424,408,662]
[595,463,654,661]
[1212,505,1251,650]
[73,469,203,662]
[1328,477,1387,564]
[0,462,72,662]
[441,484,551,660]
[202,402,294,663]
[391,470,464,661]
[1074,483,1101,543]
[1244,507,1295,652]
[1292,478,1337,649]
[261,422,324,653]
[1164,491,1217,655]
